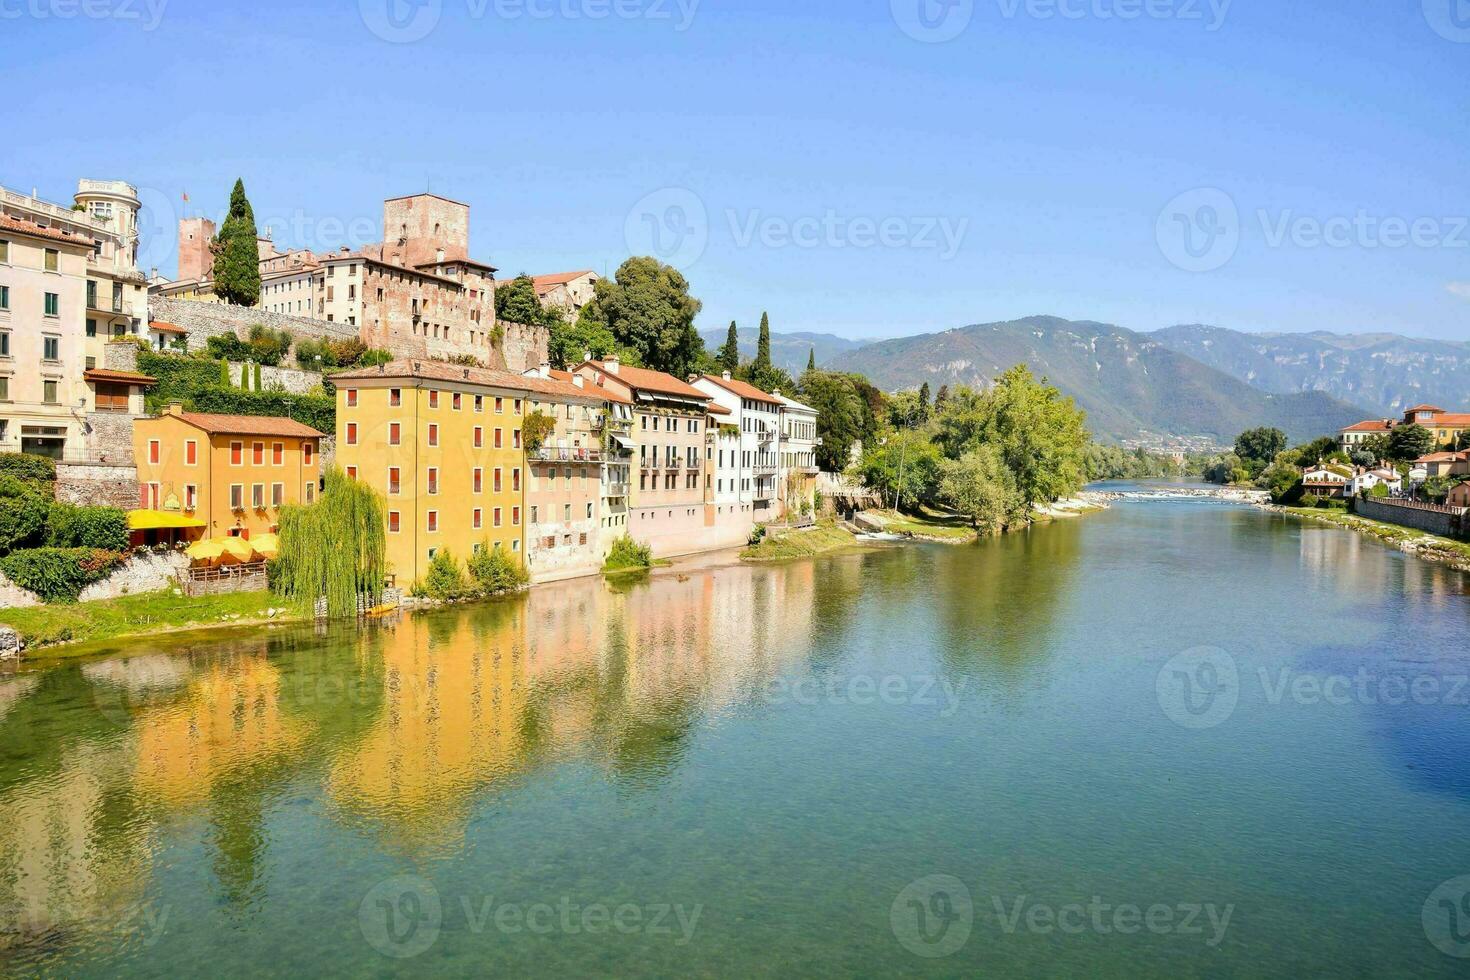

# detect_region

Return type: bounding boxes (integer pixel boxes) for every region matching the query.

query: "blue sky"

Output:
[6,0,1468,342]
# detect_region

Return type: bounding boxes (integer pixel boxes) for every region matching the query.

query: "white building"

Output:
[1350,467,1401,496]
[692,372,783,521]
[776,393,820,515]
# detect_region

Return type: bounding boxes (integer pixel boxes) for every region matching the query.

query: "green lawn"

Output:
[867,508,978,541]
[1,589,308,654]
[742,523,868,561]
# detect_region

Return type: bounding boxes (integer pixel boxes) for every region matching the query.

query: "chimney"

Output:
[721,370,731,381]
[604,356,620,374]
[583,350,592,363]
[572,375,585,388]
[538,359,551,378]
[773,389,782,398]
[167,402,184,416]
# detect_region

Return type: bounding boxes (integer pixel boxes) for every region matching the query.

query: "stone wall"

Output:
[81,411,138,464]
[1354,497,1466,538]
[501,320,550,374]
[0,551,187,609]
[150,297,360,350]
[56,461,138,509]
[103,339,141,372]
[228,361,325,395]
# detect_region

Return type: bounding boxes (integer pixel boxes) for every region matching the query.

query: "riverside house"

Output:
[132,405,323,540]
[1301,462,1352,500]
[1340,405,1470,450]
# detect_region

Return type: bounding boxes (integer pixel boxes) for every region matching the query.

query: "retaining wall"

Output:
[1354,497,1466,538]
[55,460,138,509]
[0,551,188,609]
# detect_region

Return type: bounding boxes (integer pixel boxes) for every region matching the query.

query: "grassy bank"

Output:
[1281,506,1470,571]
[1,589,308,655]
[742,523,869,561]
[864,509,978,542]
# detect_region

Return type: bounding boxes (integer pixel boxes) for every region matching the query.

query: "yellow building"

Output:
[132,405,323,539]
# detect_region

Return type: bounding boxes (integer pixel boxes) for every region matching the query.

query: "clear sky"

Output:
[6,0,1467,342]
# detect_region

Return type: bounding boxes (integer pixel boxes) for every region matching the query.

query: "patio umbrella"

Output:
[186,538,228,564]
[216,537,258,565]
[250,533,280,559]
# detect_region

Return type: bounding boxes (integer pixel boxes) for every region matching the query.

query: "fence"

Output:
[185,561,269,596]
[1353,496,1467,539]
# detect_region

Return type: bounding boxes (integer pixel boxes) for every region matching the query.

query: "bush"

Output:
[0,476,50,556]
[0,547,125,603]
[603,535,653,572]
[466,542,529,594]
[178,386,335,434]
[47,504,129,551]
[0,453,56,483]
[522,411,556,453]
[1370,483,1390,498]
[415,548,468,600]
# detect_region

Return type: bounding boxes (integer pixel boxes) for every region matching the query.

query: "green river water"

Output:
[2,489,1469,977]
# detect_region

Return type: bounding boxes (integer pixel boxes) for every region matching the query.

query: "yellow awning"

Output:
[250,533,279,558]
[128,510,207,531]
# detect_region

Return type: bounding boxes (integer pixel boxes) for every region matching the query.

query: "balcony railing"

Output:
[88,295,124,314]
[604,483,630,497]
[530,446,602,463]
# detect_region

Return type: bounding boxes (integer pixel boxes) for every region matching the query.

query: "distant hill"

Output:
[1151,325,1470,417]
[826,315,1368,444]
[698,328,868,376]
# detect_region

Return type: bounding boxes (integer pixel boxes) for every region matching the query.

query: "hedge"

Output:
[0,548,125,603]
[0,476,50,556]
[137,350,335,432]
[0,453,57,483]
[47,504,129,551]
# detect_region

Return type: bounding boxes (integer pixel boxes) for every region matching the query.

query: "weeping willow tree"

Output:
[273,468,386,617]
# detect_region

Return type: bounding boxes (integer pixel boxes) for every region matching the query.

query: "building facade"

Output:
[693,373,784,521]
[777,394,820,516]
[132,405,323,539]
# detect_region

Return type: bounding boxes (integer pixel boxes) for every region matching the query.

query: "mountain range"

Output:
[697,328,868,376]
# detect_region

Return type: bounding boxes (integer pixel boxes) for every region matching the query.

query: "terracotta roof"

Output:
[698,374,781,404]
[515,270,596,295]
[1415,451,1470,464]
[581,361,709,401]
[1427,414,1470,427]
[332,358,611,404]
[707,403,731,416]
[149,320,187,334]
[171,412,324,438]
[0,213,96,247]
[1341,419,1395,433]
[1404,404,1446,414]
[85,368,156,386]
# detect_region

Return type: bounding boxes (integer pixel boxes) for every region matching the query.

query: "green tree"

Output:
[806,347,816,373]
[494,274,546,326]
[1259,458,1305,504]
[858,431,943,511]
[917,382,931,421]
[1388,423,1436,462]
[755,313,772,368]
[717,321,740,373]
[548,314,625,370]
[1289,435,1343,468]
[939,447,1025,533]
[578,256,705,378]
[1234,427,1288,469]
[798,370,867,471]
[212,179,262,306]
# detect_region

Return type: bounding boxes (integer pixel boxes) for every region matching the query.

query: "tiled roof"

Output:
[505,271,596,295]
[1342,419,1395,432]
[149,320,187,334]
[707,403,731,416]
[698,374,781,404]
[1414,451,1470,464]
[85,368,156,386]
[1426,414,1470,427]
[174,412,324,438]
[332,359,611,404]
[0,213,96,247]
[1404,404,1446,414]
[582,361,709,401]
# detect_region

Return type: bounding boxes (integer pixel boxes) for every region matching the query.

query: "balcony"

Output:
[88,294,124,315]
[604,483,630,498]
[530,446,603,464]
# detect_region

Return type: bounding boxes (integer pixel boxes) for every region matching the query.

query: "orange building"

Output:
[132,405,323,539]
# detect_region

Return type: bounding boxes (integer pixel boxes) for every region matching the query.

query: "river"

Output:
[1,488,1468,977]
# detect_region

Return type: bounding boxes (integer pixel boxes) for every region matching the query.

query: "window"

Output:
[389,422,401,445]
[513,429,521,449]
[428,423,439,447]
[346,466,357,480]
[514,399,522,414]
[474,426,483,448]
[44,293,58,316]
[0,241,7,263]
[388,511,401,533]
[512,468,521,491]
[253,442,265,466]
[42,335,59,361]
[564,503,572,522]
[231,441,243,465]
[305,482,315,503]
[43,381,57,404]
[453,392,462,411]
[427,467,439,494]
[345,422,358,446]
[513,506,523,526]
[474,395,483,413]
[530,505,538,524]
[304,442,314,466]
[252,484,265,509]
[390,388,401,407]
[473,467,483,494]
[493,507,503,527]
[388,467,401,495]
[494,428,503,448]
[493,468,502,493]
[185,485,197,511]
[429,390,439,409]
[427,511,438,533]
[473,508,483,529]
[230,485,244,510]
[44,249,58,272]
[495,396,504,414]
[272,483,285,507]
[346,388,358,407]
[272,442,284,466]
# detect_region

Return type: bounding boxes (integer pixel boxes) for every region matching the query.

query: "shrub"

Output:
[1370,483,1390,499]
[603,535,653,572]
[47,504,129,551]
[522,411,556,453]
[0,476,50,556]
[0,547,125,603]
[415,548,468,600]
[466,542,529,595]
[0,453,57,483]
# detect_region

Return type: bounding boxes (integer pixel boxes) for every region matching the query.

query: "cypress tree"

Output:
[755,312,772,370]
[718,321,740,373]
[806,347,816,373]
[212,179,262,306]
[918,382,931,418]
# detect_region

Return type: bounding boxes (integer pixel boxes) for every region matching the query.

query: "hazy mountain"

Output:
[1151,325,1470,416]
[698,327,868,376]
[826,315,1368,444]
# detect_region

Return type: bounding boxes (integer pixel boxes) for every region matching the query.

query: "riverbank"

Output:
[741,523,873,561]
[1274,505,1470,572]
[3,589,309,657]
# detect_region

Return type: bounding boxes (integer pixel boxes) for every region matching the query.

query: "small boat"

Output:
[363,603,399,619]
